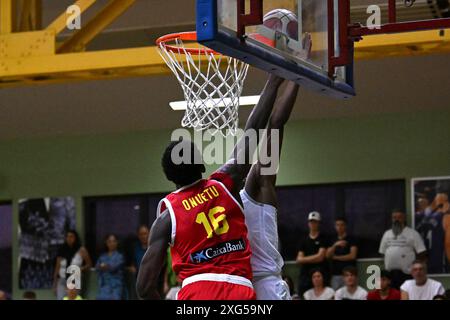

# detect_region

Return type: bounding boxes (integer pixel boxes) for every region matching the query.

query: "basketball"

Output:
[263,9,298,40]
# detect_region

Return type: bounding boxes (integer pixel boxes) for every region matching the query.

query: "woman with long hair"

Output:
[53,230,92,300]
[303,268,335,300]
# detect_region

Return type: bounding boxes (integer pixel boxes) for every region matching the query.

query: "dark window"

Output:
[84,193,165,263]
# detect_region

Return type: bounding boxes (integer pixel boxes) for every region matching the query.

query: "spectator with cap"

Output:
[379,209,427,289]
[400,260,445,300]
[296,211,329,297]
[326,217,358,290]
[367,270,400,300]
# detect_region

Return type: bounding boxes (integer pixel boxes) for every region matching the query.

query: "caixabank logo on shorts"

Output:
[190,238,246,263]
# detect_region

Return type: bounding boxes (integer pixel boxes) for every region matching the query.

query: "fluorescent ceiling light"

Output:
[169,95,261,111]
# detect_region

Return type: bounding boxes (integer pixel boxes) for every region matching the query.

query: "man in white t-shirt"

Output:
[379,209,427,289]
[400,260,445,300]
[335,266,367,300]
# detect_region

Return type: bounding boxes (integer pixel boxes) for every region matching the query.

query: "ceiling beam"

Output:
[57,0,136,53]
[0,27,449,88]
[0,0,15,34]
[46,0,97,35]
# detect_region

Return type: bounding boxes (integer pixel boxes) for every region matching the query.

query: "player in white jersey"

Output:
[240,78,300,300]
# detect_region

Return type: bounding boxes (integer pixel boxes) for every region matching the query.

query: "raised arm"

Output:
[136,211,171,300]
[215,74,284,194]
[244,81,299,205]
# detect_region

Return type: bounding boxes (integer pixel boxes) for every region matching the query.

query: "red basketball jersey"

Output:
[157,172,253,282]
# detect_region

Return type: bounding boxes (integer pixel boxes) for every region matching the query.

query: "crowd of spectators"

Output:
[1,205,449,301]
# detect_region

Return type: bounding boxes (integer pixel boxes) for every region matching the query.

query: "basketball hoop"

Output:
[156,32,249,136]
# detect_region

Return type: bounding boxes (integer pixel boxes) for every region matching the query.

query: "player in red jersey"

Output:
[136,75,285,300]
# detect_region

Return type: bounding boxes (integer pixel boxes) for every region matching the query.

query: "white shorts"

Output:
[253,275,292,300]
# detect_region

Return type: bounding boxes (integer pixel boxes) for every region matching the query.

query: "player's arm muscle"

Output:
[216,75,283,194]
[136,210,171,300]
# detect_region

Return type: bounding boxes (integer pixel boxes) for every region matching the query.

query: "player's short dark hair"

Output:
[342,265,358,276]
[162,139,205,186]
[335,217,347,223]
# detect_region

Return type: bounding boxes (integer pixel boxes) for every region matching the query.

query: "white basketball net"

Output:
[158,35,249,136]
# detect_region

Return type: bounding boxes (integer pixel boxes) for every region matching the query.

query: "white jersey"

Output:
[400,279,445,300]
[239,189,284,276]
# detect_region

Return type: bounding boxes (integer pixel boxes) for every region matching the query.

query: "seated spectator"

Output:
[282,275,300,300]
[96,234,125,300]
[367,270,400,300]
[326,217,358,290]
[0,290,7,300]
[296,211,329,296]
[22,291,37,300]
[165,280,181,300]
[400,260,445,300]
[63,288,83,300]
[53,230,92,300]
[303,269,335,300]
[335,266,367,300]
[379,209,427,289]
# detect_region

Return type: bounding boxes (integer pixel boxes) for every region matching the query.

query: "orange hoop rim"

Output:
[156,31,218,55]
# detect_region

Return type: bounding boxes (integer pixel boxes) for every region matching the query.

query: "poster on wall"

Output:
[412,176,450,274]
[18,197,76,289]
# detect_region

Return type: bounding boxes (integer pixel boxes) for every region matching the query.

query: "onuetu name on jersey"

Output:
[176,304,273,317]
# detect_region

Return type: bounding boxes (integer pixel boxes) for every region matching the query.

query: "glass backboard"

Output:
[197,0,355,98]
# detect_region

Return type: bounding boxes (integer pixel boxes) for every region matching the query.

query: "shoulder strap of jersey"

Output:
[157,197,176,246]
[211,179,245,213]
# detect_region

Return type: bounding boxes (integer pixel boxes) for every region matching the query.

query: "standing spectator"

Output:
[379,209,427,289]
[400,260,445,300]
[53,230,92,300]
[303,269,335,300]
[326,217,358,290]
[96,234,125,300]
[296,211,328,296]
[367,270,400,300]
[334,266,367,300]
[126,225,149,299]
[128,225,149,275]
